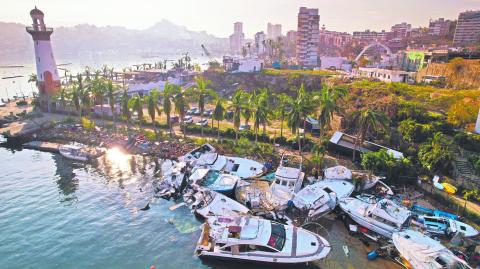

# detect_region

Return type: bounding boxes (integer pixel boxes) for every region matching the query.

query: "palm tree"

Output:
[146,89,162,135]
[106,80,116,131]
[129,94,144,130]
[90,78,106,126]
[190,77,215,137]
[121,89,131,133]
[163,83,177,137]
[287,84,313,155]
[252,89,270,143]
[229,89,244,141]
[174,93,189,138]
[80,88,91,118]
[59,87,66,112]
[351,108,390,162]
[316,85,347,136]
[212,97,225,140]
[71,86,81,119]
[274,93,293,139]
[241,92,252,126]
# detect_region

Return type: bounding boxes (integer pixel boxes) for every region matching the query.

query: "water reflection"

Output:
[51,153,79,203]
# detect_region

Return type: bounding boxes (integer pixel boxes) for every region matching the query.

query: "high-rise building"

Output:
[229,22,245,54]
[254,31,267,55]
[296,7,320,67]
[391,22,412,39]
[285,30,297,58]
[428,18,452,37]
[319,26,352,48]
[267,23,282,40]
[26,6,60,99]
[352,30,378,42]
[454,10,480,46]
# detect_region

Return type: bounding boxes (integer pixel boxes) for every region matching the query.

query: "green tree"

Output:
[287,84,314,154]
[128,94,143,130]
[252,88,271,143]
[418,132,454,173]
[146,89,162,135]
[121,89,131,133]
[106,80,117,131]
[71,86,81,119]
[90,78,106,126]
[316,85,347,136]
[351,109,390,162]
[361,149,412,180]
[174,92,189,138]
[274,93,293,139]
[229,89,244,141]
[212,97,225,140]
[189,77,215,137]
[242,92,253,126]
[163,83,177,137]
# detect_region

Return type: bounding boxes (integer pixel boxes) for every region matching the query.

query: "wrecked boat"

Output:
[189,168,240,195]
[415,215,479,238]
[192,188,250,219]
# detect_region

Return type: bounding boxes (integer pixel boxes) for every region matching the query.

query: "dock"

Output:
[23,141,61,153]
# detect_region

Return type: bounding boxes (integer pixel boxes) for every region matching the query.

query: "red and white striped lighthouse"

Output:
[26,7,60,97]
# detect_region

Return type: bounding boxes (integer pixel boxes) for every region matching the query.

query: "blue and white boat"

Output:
[190,168,240,195]
[411,204,460,221]
[417,215,479,238]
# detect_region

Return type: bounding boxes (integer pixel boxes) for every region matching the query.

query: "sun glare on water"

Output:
[106,147,131,172]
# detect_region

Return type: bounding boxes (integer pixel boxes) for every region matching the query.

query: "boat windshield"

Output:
[267,223,286,251]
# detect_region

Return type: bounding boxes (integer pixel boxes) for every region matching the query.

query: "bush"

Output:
[81,117,95,130]
[454,132,480,152]
[468,154,480,173]
[16,100,28,106]
[361,149,415,180]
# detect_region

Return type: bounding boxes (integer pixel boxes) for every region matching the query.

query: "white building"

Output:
[229,22,245,54]
[320,57,351,72]
[352,67,416,83]
[267,23,282,40]
[223,56,263,73]
[296,7,320,68]
[26,7,60,97]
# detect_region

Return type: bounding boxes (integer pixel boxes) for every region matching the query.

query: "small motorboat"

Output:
[392,229,472,269]
[411,204,460,221]
[293,180,354,219]
[235,180,290,211]
[59,144,89,161]
[155,161,187,197]
[416,215,479,238]
[195,215,331,265]
[339,197,412,239]
[191,153,264,179]
[190,168,240,195]
[192,188,250,219]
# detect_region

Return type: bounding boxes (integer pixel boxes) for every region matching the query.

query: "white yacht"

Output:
[271,154,305,194]
[59,144,89,161]
[192,188,250,219]
[189,168,240,195]
[392,230,472,269]
[339,197,412,238]
[155,161,187,197]
[293,180,354,219]
[195,215,331,265]
[323,165,352,180]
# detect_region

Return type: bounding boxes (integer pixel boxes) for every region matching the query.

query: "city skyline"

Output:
[2,0,480,38]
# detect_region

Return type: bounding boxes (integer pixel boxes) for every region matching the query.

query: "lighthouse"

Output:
[26,7,60,99]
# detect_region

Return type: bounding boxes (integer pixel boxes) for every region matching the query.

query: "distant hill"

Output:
[0,20,228,64]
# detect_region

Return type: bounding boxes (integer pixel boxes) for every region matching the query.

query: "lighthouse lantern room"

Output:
[26,6,60,97]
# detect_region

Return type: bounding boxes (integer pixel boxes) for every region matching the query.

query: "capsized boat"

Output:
[293,180,354,219]
[195,215,331,264]
[59,144,89,161]
[190,168,240,195]
[271,154,305,194]
[392,230,472,269]
[339,197,412,238]
[411,204,460,221]
[416,215,479,237]
[192,153,264,179]
[179,143,216,163]
[155,161,187,197]
[192,188,250,219]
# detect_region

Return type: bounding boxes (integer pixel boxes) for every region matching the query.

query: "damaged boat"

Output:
[293,180,354,219]
[195,215,331,265]
[339,197,412,238]
[415,215,479,238]
[191,188,250,219]
[392,229,472,269]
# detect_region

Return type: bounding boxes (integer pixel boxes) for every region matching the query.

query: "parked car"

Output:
[183,116,193,124]
[203,109,213,117]
[196,119,209,127]
[239,124,250,131]
[187,108,198,115]
[0,102,6,107]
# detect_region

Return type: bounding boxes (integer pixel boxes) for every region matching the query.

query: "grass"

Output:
[262,68,339,77]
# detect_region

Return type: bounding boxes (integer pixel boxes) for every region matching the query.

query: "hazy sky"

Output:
[3,0,480,38]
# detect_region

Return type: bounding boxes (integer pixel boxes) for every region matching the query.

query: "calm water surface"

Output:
[0,145,400,269]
